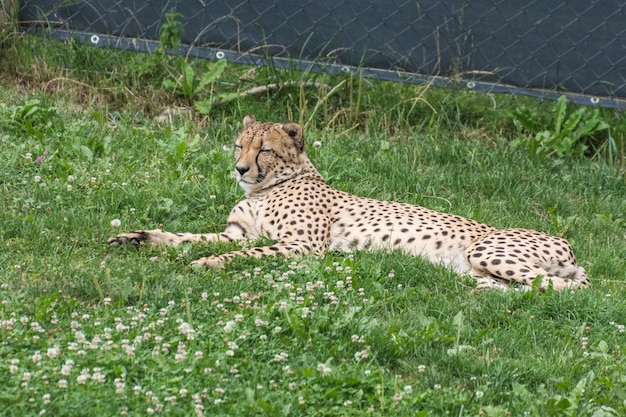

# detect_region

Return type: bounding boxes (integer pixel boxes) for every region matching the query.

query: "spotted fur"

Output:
[108,115,590,291]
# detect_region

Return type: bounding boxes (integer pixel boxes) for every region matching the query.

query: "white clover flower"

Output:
[34,175,41,183]
[354,349,369,361]
[178,322,195,340]
[313,141,322,148]
[316,363,332,374]
[110,219,121,227]
[91,369,106,383]
[475,390,484,399]
[60,364,72,376]
[223,321,236,333]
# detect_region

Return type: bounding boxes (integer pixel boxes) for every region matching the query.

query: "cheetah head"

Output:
[233,115,317,195]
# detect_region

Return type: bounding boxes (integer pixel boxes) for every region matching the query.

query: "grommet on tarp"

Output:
[215,51,225,59]
[90,35,100,45]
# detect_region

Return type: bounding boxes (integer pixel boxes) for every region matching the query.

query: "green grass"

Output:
[1,34,625,416]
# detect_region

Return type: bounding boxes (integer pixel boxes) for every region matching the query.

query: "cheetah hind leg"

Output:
[470,263,580,292]
[471,274,519,292]
[464,231,589,292]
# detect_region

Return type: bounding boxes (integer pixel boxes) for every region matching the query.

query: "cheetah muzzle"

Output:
[108,115,590,291]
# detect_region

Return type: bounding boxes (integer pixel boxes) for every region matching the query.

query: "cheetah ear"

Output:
[282,122,304,153]
[243,114,257,128]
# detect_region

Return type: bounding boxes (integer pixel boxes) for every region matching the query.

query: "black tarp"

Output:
[20,0,626,103]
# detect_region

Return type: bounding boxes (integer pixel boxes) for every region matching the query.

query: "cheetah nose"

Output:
[236,166,249,175]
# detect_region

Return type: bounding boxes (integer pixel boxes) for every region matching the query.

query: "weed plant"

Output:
[0,35,625,416]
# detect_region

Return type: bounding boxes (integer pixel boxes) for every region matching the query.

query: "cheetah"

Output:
[108,115,590,291]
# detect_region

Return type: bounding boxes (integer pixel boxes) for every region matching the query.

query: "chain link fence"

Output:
[17,0,626,108]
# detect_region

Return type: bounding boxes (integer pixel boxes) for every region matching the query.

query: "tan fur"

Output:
[109,115,590,291]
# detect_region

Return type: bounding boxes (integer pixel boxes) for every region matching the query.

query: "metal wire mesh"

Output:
[19,0,626,108]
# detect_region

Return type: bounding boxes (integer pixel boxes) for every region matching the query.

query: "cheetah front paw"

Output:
[190,256,225,269]
[107,231,152,248]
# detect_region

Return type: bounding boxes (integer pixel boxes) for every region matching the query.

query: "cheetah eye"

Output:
[234,144,242,149]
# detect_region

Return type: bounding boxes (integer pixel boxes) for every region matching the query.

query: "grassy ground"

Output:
[1,34,625,416]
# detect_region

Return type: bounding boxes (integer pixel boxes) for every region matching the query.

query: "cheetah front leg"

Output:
[108,201,255,248]
[191,240,322,268]
[107,226,247,248]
